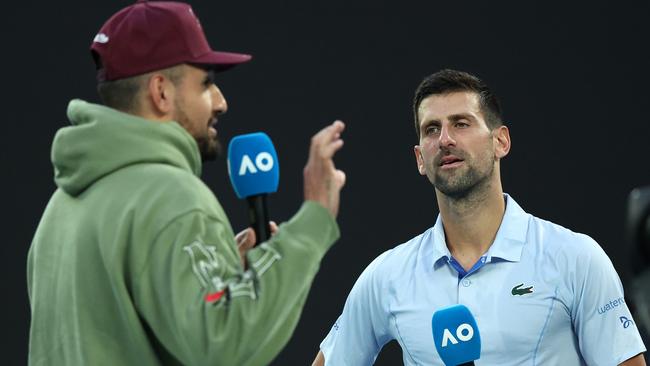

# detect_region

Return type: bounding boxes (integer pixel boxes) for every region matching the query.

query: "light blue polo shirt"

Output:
[320,194,646,365]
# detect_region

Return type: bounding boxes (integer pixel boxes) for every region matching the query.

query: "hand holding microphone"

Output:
[227,121,345,248]
[234,221,279,269]
[431,304,481,366]
[303,121,346,218]
[228,132,280,245]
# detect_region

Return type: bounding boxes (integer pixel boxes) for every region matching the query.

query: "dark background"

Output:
[3,0,649,364]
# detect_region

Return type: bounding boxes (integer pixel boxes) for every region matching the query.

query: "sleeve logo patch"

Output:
[597,297,626,315]
[204,290,226,303]
[620,316,634,329]
[183,241,233,302]
[183,241,282,303]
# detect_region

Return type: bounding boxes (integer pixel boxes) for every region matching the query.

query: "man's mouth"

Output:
[208,119,218,138]
[438,155,464,168]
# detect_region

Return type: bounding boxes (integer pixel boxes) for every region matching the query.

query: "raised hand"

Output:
[303,121,346,218]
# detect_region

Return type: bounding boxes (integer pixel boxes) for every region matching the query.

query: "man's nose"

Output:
[438,124,456,148]
[211,85,228,114]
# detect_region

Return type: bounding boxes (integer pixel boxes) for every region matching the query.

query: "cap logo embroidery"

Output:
[93,33,109,44]
[188,8,202,28]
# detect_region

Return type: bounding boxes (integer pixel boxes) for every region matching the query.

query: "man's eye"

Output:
[426,126,440,135]
[203,72,216,87]
[456,121,469,128]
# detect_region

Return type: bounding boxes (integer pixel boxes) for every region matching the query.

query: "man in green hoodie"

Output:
[27,1,345,365]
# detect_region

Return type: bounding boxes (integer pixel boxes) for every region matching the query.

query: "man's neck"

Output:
[436,182,506,271]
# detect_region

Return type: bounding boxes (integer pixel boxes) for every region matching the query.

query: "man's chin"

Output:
[201,150,218,162]
[433,173,475,199]
[198,138,222,162]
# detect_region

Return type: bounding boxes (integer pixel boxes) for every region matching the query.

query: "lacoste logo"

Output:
[93,33,109,44]
[511,283,534,296]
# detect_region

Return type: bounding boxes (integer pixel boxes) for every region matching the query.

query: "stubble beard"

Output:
[174,102,221,162]
[431,153,495,201]
[196,134,221,162]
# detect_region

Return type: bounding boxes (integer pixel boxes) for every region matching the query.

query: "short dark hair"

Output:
[97,74,148,113]
[412,69,503,140]
[96,65,185,113]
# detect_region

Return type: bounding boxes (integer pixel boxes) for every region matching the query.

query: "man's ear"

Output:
[493,125,511,159]
[146,73,176,118]
[414,145,427,176]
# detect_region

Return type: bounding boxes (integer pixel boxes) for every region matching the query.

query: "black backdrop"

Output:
[3,0,649,364]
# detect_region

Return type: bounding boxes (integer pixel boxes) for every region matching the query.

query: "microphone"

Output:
[431,304,481,366]
[227,132,280,245]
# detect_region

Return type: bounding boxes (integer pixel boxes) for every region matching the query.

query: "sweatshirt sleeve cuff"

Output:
[293,201,339,250]
[279,201,341,258]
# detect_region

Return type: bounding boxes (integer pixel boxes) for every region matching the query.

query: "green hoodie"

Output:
[27,100,339,366]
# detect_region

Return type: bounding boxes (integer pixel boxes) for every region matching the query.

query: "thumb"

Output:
[236,228,256,249]
[335,169,346,188]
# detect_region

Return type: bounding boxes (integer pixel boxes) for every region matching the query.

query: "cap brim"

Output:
[193,51,252,72]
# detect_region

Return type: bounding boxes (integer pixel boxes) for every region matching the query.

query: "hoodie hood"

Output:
[52,99,202,196]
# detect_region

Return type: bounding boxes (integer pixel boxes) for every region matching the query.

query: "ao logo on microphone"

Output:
[227,132,280,199]
[431,304,481,365]
[440,323,474,347]
[238,152,275,175]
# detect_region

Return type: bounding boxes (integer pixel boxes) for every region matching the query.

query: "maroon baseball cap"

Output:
[90,0,252,81]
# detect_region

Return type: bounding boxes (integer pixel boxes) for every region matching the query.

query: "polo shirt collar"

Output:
[430,193,530,268]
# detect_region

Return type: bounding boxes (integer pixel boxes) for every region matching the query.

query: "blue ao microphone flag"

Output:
[431,304,481,366]
[227,132,280,245]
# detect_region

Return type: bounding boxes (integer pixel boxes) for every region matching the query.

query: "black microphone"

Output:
[246,195,271,242]
[227,132,280,244]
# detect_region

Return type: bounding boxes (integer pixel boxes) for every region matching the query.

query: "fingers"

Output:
[236,228,256,269]
[303,120,347,218]
[311,121,345,159]
[237,223,277,248]
[269,221,279,236]
[314,121,345,143]
[321,138,344,160]
[237,223,280,270]
[334,169,346,188]
[236,227,256,250]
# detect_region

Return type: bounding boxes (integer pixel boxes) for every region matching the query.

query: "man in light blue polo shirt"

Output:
[312,69,646,365]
